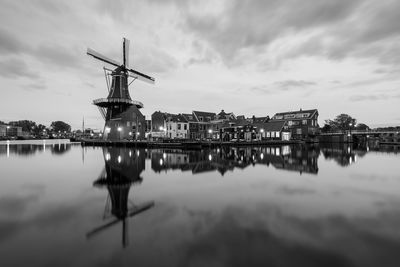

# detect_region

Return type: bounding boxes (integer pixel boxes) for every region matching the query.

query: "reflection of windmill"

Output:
[87,38,155,140]
[87,147,154,248]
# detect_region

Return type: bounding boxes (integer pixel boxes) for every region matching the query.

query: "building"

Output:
[165,114,189,139]
[0,125,22,138]
[270,109,319,139]
[182,113,200,140]
[255,121,290,141]
[192,111,216,139]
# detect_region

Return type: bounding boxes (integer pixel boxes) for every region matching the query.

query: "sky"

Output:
[0,0,399,130]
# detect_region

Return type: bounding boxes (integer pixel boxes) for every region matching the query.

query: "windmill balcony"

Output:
[93,98,144,108]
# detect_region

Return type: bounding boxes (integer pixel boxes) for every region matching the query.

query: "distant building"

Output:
[165,114,189,139]
[0,125,22,137]
[255,121,290,141]
[182,113,200,140]
[270,109,319,139]
[192,111,216,139]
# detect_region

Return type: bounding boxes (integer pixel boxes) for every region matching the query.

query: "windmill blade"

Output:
[87,48,121,68]
[86,218,121,239]
[128,68,155,84]
[123,38,130,68]
[127,201,155,217]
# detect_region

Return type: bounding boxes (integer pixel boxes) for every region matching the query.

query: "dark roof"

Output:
[255,121,286,131]
[218,109,227,116]
[193,110,216,117]
[271,109,318,120]
[193,110,216,122]
[253,116,270,123]
[168,114,188,123]
[182,113,198,122]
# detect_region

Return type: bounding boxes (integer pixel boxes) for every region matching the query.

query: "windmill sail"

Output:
[123,38,130,68]
[87,48,121,68]
[128,68,155,84]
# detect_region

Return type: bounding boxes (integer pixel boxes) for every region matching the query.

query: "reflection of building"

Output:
[87,147,154,248]
[151,145,320,175]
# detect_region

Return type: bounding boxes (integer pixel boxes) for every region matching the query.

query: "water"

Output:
[0,140,399,267]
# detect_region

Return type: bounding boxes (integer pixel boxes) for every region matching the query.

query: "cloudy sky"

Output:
[1,0,399,129]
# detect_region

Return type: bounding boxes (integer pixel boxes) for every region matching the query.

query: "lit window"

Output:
[302,120,307,125]
[276,131,280,138]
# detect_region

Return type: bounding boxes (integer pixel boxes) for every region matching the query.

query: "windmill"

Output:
[87,147,154,248]
[87,38,155,140]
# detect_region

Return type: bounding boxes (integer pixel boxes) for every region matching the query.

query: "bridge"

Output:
[319,131,400,144]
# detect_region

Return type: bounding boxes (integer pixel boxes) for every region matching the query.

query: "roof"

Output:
[193,110,216,122]
[168,114,188,123]
[255,121,286,131]
[271,109,318,120]
[252,116,270,123]
[182,113,198,122]
[218,109,227,116]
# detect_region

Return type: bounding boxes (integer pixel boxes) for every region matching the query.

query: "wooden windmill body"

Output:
[87,38,155,140]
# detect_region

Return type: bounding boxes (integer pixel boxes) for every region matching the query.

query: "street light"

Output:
[117,127,122,140]
[208,129,213,139]
[260,128,264,140]
[348,123,353,143]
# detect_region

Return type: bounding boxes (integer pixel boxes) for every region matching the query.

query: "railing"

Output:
[93,98,144,108]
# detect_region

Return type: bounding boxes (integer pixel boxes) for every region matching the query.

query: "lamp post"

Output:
[348,123,353,143]
[117,127,122,140]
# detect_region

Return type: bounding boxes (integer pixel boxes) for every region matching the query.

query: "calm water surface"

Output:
[0,140,399,267]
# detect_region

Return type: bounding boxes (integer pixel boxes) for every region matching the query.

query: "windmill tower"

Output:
[87,38,155,140]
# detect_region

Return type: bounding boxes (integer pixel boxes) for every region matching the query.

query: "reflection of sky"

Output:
[0,144,399,267]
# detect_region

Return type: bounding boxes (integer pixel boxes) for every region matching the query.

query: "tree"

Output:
[50,121,71,133]
[9,120,37,132]
[33,124,47,135]
[0,120,5,125]
[355,123,370,131]
[324,114,356,132]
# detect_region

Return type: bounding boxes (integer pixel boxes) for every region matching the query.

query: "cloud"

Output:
[135,46,179,74]
[34,43,81,69]
[179,0,363,66]
[0,58,40,79]
[274,80,317,90]
[349,93,400,102]
[174,0,400,68]
[0,27,28,55]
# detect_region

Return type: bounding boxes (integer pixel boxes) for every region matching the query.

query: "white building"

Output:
[165,114,189,139]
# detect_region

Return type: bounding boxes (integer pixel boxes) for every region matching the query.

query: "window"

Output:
[296,128,302,135]
[178,124,181,130]
[288,121,293,126]
[302,120,307,125]
[267,132,270,138]
[271,132,275,138]
[169,125,172,130]
[184,124,187,130]
[276,131,280,138]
